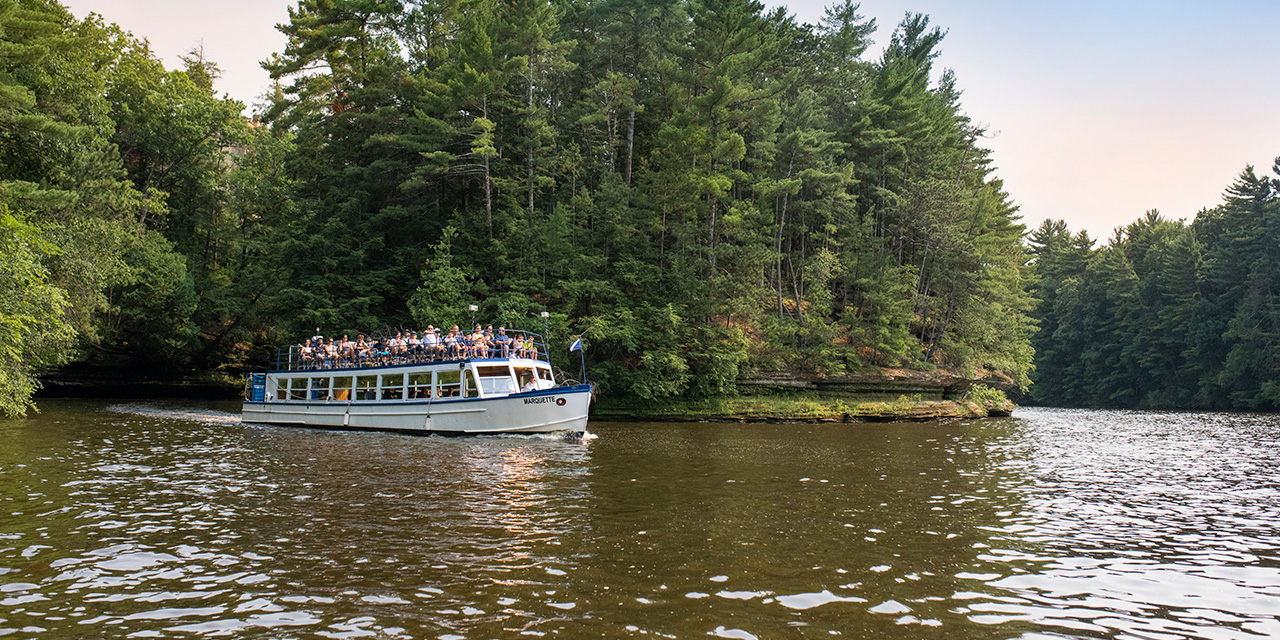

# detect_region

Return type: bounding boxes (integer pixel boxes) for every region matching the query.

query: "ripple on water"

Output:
[1,404,1279,638]
[950,408,1280,639]
[709,626,758,640]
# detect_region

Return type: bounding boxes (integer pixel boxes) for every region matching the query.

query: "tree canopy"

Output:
[1027,161,1280,410]
[2,0,1039,415]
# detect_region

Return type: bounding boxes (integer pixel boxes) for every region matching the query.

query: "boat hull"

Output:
[241,385,592,435]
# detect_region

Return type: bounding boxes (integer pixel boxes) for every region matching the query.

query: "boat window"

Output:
[478,377,515,396]
[289,378,306,400]
[536,367,554,382]
[408,372,432,399]
[463,369,479,398]
[479,366,516,396]
[356,375,377,400]
[310,377,330,400]
[332,376,352,401]
[380,373,404,400]
[514,367,536,392]
[436,370,461,398]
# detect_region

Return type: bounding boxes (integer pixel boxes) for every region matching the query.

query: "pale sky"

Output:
[61,0,1280,242]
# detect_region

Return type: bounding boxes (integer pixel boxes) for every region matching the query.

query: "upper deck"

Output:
[271,330,550,373]
[248,330,563,404]
[249,355,559,403]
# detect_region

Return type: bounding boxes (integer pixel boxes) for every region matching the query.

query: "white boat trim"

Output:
[242,356,590,435]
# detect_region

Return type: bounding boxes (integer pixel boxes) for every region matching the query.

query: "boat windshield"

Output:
[476,365,516,396]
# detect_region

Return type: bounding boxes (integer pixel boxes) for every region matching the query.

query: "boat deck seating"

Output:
[275,332,550,372]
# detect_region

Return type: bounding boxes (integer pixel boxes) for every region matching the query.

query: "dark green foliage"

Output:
[6,0,1037,413]
[1029,162,1280,410]
[0,0,263,412]
[0,206,75,416]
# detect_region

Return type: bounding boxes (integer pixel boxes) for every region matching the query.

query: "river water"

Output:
[1,401,1278,639]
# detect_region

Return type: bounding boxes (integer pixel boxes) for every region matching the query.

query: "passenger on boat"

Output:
[483,325,496,357]
[445,326,462,358]
[407,332,421,356]
[377,337,392,365]
[423,326,441,358]
[300,339,315,368]
[470,324,489,358]
[494,328,510,357]
[323,338,338,368]
[355,335,371,366]
[339,335,353,366]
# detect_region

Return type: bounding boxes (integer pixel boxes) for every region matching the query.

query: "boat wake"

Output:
[107,403,243,426]
[474,427,596,443]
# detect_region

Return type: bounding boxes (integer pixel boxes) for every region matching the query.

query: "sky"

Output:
[60,0,1280,242]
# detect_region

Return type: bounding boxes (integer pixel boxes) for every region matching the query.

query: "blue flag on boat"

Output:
[569,338,582,352]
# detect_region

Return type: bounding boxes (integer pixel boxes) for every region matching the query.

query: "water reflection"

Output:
[0,401,1277,638]
[955,408,1280,639]
[569,418,1037,638]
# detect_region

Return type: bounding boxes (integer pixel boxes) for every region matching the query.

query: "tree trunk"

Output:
[776,152,794,319]
[708,195,717,274]
[776,194,786,319]
[624,107,636,186]
[527,58,536,218]
[483,97,493,237]
[926,265,961,360]
[660,204,668,266]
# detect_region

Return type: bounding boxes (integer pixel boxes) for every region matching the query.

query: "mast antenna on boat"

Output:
[541,311,551,370]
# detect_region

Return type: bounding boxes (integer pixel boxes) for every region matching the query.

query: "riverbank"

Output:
[38,362,1015,422]
[593,389,1015,423]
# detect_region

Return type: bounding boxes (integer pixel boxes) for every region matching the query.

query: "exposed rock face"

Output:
[737,368,1015,399]
[852,398,1014,421]
[596,396,1017,423]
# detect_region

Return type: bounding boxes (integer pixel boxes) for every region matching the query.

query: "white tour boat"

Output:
[242,331,591,435]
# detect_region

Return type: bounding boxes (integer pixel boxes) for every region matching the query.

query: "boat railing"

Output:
[271,331,551,372]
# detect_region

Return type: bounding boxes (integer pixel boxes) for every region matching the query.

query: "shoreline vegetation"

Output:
[594,391,1015,423]
[38,365,1015,423]
[3,1,1038,419]
[6,1,1277,418]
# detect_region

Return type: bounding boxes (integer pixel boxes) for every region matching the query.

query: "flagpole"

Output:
[540,311,550,369]
[570,337,586,385]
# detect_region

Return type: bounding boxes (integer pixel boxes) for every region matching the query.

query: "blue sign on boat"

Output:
[249,374,266,402]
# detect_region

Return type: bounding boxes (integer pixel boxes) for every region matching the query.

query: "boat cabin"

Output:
[259,360,557,403]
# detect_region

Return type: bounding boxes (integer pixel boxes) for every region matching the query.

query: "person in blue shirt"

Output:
[494,327,511,357]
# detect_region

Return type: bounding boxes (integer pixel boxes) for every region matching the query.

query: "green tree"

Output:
[0,206,74,416]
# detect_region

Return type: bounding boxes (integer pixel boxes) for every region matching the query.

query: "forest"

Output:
[2,0,1054,417]
[1027,163,1280,410]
